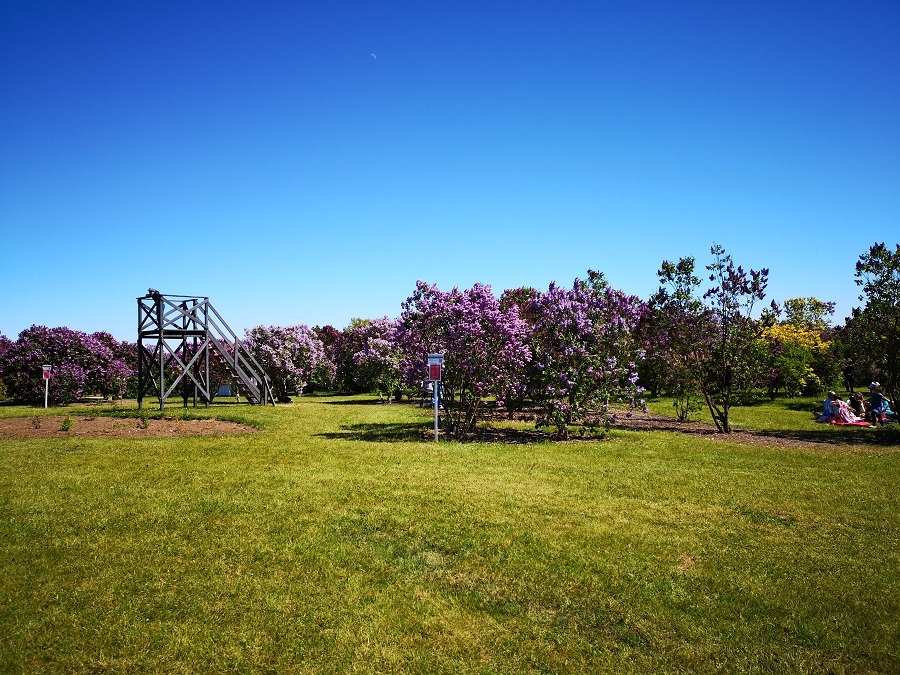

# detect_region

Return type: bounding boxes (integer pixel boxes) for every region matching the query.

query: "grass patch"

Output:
[1,396,898,672]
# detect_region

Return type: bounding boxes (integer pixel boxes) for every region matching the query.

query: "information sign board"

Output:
[427,354,443,382]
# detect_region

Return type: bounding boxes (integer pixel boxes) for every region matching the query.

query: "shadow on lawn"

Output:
[783,401,822,413]
[323,398,416,406]
[758,427,900,447]
[614,414,900,448]
[316,422,556,444]
[316,422,427,442]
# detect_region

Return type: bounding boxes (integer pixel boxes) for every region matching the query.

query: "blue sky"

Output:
[2,1,898,341]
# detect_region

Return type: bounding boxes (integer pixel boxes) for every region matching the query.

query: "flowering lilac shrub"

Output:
[498,287,542,413]
[0,333,12,399]
[244,324,327,402]
[351,317,403,403]
[166,340,240,401]
[0,326,132,404]
[312,325,340,392]
[528,275,646,439]
[397,281,531,437]
[84,331,134,399]
[325,319,383,394]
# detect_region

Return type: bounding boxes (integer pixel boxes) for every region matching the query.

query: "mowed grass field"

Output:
[1,396,898,673]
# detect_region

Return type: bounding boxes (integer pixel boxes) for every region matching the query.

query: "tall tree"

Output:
[758,297,838,398]
[653,246,768,432]
[701,244,769,431]
[851,243,900,401]
[642,257,713,420]
[779,297,836,330]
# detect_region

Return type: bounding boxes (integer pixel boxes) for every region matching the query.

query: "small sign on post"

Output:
[427,354,444,441]
[42,365,52,409]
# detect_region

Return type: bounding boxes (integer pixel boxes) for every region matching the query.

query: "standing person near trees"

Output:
[843,362,855,393]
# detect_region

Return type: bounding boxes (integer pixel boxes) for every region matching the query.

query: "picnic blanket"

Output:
[829,419,870,426]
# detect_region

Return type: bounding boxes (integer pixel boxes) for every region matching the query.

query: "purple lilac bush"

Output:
[0,326,132,404]
[244,324,329,402]
[397,281,531,437]
[528,276,646,439]
[0,333,12,399]
[351,317,403,403]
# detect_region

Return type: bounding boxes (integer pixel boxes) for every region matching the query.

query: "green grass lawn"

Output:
[1,396,898,673]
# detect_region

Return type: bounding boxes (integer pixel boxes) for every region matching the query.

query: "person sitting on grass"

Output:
[832,397,864,424]
[868,383,893,427]
[849,392,866,418]
[816,391,839,423]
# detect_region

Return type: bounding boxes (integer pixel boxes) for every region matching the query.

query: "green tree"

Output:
[640,257,711,420]
[780,297,836,330]
[851,243,900,401]
[758,298,838,397]
[700,245,769,432]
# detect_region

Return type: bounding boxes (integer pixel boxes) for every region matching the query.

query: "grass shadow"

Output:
[323,398,411,406]
[783,401,822,413]
[316,422,557,444]
[316,422,428,442]
[752,426,900,447]
[613,412,900,448]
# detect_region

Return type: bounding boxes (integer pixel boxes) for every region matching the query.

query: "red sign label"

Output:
[429,363,442,381]
[42,370,51,380]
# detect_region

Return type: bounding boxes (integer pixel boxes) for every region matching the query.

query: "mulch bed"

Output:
[0,415,257,440]
[474,408,898,449]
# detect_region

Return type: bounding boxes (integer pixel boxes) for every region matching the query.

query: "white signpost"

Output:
[427,354,443,442]
[42,365,52,409]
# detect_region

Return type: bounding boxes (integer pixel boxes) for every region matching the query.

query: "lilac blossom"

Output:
[397,281,531,437]
[244,324,327,402]
[528,275,646,439]
[0,325,133,404]
[351,317,404,402]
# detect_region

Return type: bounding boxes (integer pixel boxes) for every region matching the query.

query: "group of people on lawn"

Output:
[816,382,895,427]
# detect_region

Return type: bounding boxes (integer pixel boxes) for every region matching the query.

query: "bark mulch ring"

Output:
[473,408,899,449]
[0,415,258,440]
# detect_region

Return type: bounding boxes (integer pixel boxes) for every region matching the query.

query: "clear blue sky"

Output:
[2,1,898,341]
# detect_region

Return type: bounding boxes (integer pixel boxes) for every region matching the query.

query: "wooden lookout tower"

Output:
[137,290,274,410]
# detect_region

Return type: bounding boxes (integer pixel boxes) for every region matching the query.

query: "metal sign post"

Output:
[427,354,444,442]
[42,365,52,409]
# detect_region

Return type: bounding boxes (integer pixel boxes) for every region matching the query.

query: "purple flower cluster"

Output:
[0,326,134,404]
[528,278,646,439]
[244,324,328,402]
[350,317,403,402]
[397,281,531,436]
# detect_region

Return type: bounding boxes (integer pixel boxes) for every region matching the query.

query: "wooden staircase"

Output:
[137,292,275,410]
